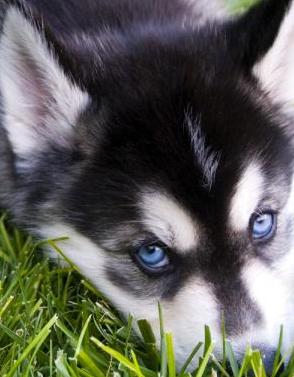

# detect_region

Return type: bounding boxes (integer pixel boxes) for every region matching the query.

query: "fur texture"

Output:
[1,0,294,370]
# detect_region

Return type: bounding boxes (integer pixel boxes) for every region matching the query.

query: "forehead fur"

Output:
[140,190,198,251]
[185,113,220,190]
[229,162,264,232]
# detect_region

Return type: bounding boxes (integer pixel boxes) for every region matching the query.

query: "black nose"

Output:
[252,345,279,374]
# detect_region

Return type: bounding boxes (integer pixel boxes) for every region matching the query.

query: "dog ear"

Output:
[226,0,294,104]
[253,1,294,106]
[0,2,89,158]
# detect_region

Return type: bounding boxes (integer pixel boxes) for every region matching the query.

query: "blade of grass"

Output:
[91,336,153,377]
[211,354,231,377]
[74,314,92,360]
[158,302,167,377]
[221,314,227,376]
[226,340,239,377]
[178,342,203,377]
[194,341,214,377]
[237,346,252,377]
[271,326,283,377]
[130,349,145,377]
[204,325,212,356]
[165,333,176,377]
[250,350,266,377]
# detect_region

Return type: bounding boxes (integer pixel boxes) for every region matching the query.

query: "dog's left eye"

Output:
[251,212,277,241]
[135,244,169,272]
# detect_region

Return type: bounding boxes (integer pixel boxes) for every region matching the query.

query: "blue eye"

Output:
[251,212,276,241]
[136,244,169,271]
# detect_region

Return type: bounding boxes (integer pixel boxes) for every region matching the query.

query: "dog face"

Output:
[1,0,294,368]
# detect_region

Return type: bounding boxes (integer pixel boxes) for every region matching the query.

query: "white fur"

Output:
[254,1,294,108]
[284,175,294,217]
[141,190,198,252]
[229,163,264,231]
[272,177,294,291]
[241,260,294,353]
[0,8,89,156]
[185,0,228,21]
[185,115,220,190]
[160,278,220,368]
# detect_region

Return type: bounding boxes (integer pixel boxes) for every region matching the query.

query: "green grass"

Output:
[227,0,261,14]
[0,217,293,377]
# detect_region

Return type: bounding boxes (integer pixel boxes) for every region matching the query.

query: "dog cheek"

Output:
[241,260,293,340]
[38,222,159,317]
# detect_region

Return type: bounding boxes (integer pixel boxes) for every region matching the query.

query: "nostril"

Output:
[251,345,280,373]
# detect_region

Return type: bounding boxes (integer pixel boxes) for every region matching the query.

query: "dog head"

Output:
[1,0,294,368]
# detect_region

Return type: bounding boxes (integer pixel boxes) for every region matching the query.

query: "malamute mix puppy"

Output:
[0,0,294,369]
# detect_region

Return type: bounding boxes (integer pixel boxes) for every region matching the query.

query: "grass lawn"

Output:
[1,0,293,376]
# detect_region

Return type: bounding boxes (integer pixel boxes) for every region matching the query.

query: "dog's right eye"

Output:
[250,212,277,242]
[135,244,170,273]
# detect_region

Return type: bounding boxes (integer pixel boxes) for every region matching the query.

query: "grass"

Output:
[227,0,261,14]
[0,0,293,375]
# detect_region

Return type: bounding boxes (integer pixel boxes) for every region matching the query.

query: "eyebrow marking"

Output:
[185,113,221,190]
[141,190,198,252]
[229,162,264,231]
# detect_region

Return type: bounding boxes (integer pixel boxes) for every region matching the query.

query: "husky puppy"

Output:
[0,0,294,369]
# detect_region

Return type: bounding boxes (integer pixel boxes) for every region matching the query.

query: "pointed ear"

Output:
[226,0,292,70]
[0,3,89,158]
[254,1,294,106]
